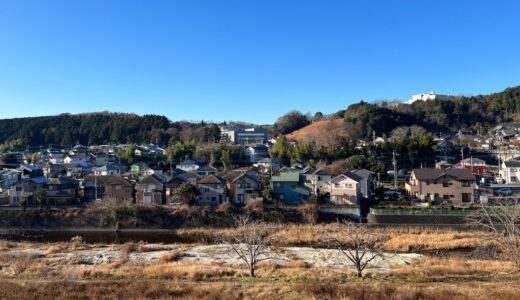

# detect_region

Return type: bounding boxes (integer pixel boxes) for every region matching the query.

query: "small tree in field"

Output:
[19,196,28,211]
[330,222,385,277]
[171,183,200,205]
[34,189,47,213]
[218,215,275,277]
[469,201,520,269]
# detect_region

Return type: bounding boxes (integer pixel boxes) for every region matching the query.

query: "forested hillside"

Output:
[342,85,520,140]
[0,113,220,147]
[1,85,519,147]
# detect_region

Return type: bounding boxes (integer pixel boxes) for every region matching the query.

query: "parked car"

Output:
[496,188,513,196]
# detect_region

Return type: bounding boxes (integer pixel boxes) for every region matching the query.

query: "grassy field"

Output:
[0,226,516,299]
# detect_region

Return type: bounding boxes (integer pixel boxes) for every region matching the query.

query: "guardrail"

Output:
[370,207,479,216]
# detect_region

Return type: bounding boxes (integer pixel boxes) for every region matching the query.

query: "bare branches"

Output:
[329,222,385,277]
[218,215,276,277]
[469,201,520,269]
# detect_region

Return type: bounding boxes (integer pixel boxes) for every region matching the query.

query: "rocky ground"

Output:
[0,241,421,277]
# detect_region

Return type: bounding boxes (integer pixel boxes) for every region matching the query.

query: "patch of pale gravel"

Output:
[1,243,423,273]
[282,247,421,273]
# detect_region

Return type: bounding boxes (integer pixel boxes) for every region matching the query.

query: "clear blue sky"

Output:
[0,0,519,124]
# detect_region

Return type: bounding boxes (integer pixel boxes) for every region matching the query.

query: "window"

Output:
[442,182,449,187]
[276,182,282,187]
[334,183,340,188]
[443,195,450,200]
[426,181,430,185]
[462,193,472,203]
[461,181,471,187]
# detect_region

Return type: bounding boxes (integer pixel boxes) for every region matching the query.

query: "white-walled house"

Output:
[329,172,362,205]
[501,159,520,184]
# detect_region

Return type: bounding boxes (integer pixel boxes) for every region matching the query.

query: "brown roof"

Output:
[412,168,475,181]
[84,175,132,187]
[137,175,163,185]
[198,175,224,184]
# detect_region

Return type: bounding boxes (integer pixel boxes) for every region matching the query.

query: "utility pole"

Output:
[94,172,98,201]
[392,150,397,188]
[461,146,464,162]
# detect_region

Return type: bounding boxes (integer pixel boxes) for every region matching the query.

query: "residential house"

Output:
[246,144,269,163]
[43,163,67,178]
[0,169,21,192]
[180,172,201,185]
[271,172,311,205]
[47,149,65,164]
[435,160,452,170]
[455,158,487,175]
[197,175,227,205]
[302,168,332,195]
[94,163,121,176]
[329,172,362,205]
[351,169,375,199]
[68,144,88,158]
[83,175,133,202]
[195,165,218,177]
[176,160,201,172]
[142,168,164,177]
[405,168,476,205]
[135,175,165,205]
[131,163,148,176]
[93,153,110,167]
[500,159,520,184]
[165,176,188,199]
[46,177,78,205]
[19,164,44,179]
[254,157,280,174]
[9,177,47,206]
[221,171,261,205]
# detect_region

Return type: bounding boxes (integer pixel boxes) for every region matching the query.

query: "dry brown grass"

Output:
[142,263,237,280]
[159,250,185,263]
[177,225,494,252]
[383,229,495,252]
[395,257,516,277]
[0,240,15,251]
[2,279,520,300]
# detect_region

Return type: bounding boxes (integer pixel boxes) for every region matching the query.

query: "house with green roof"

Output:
[271,172,311,205]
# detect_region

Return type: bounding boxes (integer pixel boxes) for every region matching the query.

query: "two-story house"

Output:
[351,169,375,199]
[135,175,165,205]
[83,175,133,203]
[302,168,332,195]
[46,177,79,205]
[9,177,47,206]
[0,169,21,192]
[329,172,362,205]
[455,158,487,175]
[271,172,311,205]
[94,163,121,176]
[500,159,520,184]
[196,175,227,205]
[405,168,476,205]
[221,171,261,205]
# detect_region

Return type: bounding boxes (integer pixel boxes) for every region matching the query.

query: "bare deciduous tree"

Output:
[218,215,275,277]
[330,222,385,277]
[469,201,520,268]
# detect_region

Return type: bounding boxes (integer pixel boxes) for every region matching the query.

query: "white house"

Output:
[501,159,520,184]
[176,160,201,172]
[329,172,362,205]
